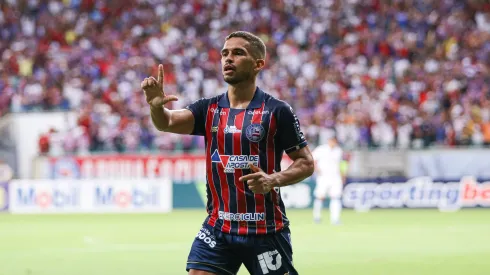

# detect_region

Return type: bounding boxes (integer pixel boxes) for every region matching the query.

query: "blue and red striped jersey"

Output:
[186,87,307,235]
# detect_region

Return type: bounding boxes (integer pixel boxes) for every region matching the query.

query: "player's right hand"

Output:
[141,64,178,108]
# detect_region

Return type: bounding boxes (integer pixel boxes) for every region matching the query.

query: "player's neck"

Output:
[227,81,256,109]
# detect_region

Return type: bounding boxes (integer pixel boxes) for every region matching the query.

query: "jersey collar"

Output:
[217,87,265,109]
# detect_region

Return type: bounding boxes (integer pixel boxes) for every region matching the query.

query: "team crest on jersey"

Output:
[246,124,265,142]
[211,149,259,173]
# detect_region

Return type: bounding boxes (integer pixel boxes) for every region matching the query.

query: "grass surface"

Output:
[1,209,489,275]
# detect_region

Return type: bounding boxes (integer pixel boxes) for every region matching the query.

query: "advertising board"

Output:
[9,179,172,214]
[173,179,312,209]
[42,155,206,183]
[173,175,490,211]
[343,176,490,211]
[36,154,292,182]
[32,155,490,211]
[93,181,171,213]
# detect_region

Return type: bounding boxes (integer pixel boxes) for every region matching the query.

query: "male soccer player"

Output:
[141,31,314,275]
[312,134,345,225]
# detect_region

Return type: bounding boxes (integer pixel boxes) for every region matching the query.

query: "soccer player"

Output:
[312,134,345,225]
[141,31,314,275]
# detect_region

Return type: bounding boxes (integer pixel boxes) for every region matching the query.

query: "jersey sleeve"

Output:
[275,103,308,154]
[185,98,210,136]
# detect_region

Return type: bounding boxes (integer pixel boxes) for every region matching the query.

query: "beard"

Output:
[223,71,252,84]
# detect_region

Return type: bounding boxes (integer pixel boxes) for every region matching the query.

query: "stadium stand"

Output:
[1,0,490,154]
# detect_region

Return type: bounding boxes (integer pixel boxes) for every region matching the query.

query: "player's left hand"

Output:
[239,163,278,194]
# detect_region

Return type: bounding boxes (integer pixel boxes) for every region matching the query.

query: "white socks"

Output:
[330,198,342,224]
[313,199,323,221]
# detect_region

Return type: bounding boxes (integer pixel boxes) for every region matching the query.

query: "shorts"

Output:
[314,176,343,199]
[186,222,298,275]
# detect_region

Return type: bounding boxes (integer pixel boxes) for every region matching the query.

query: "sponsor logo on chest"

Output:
[248,110,270,115]
[211,149,259,173]
[224,125,241,134]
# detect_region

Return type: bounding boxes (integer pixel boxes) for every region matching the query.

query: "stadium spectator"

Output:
[1,0,490,154]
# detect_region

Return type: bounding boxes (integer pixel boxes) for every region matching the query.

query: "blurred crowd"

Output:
[1,0,490,155]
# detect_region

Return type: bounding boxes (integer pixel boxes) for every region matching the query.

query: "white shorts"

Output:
[314,177,343,199]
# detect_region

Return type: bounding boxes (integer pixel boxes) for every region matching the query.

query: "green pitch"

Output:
[1,209,489,275]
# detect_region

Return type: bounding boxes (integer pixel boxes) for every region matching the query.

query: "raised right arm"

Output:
[149,106,195,134]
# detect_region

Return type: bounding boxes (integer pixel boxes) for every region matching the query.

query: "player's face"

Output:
[221,37,259,85]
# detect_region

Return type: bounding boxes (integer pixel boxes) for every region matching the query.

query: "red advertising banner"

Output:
[47,155,207,182]
[40,154,293,182]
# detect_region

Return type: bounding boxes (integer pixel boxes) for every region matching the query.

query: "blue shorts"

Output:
[186,223,298,275]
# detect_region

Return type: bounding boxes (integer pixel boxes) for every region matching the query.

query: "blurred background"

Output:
[1,0,490,275]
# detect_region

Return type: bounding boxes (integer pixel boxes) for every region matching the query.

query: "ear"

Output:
[254,59,265,73]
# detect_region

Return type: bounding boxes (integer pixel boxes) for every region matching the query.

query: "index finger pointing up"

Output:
[157,64,164,85]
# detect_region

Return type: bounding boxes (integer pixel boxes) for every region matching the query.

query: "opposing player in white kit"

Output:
[312,135,345,225]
